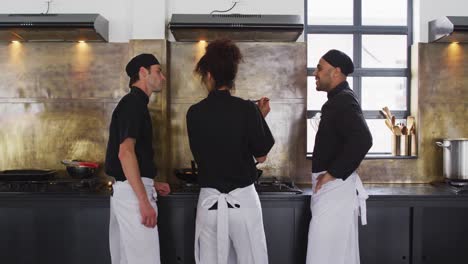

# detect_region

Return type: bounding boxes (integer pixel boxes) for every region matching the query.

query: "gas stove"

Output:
[431,179,468,195]
[444,179,468,194]
[172,176,303,195]
[0,177,110,193]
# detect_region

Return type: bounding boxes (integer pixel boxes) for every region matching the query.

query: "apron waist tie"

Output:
[201,193,240,264]
[355,175,369,225]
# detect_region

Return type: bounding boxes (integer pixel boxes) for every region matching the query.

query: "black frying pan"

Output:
[0,169,56,181]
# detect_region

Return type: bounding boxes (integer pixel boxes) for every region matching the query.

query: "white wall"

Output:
[166,0,303,18]
[1,0,303,42]
[1,0,166,42]
[2,0,468,43]
[416,0,468,43]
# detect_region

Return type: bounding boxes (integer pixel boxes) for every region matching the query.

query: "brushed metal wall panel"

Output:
[0,40,169,180]
[168,42,308,182]
[0,42,128,99]
[0,41,466,184]
[0,101,114,176]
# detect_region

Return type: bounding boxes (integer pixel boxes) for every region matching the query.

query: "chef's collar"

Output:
[327,81,349,99]
[130,86,149,104]
[208,89,231,98]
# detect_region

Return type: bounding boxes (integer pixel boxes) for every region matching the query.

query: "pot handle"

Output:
[435,141,451,148]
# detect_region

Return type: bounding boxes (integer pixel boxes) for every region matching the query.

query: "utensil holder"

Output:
[392,135,402,156]
[410,134,417,156]
[401,135,409,156]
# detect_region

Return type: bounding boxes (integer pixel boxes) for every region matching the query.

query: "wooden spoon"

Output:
[383,107,393,119]
[406,116,415,131]
[380,109,390,120]
[393,126,402,136]
[385,119,394,132]
[401,126,408,135]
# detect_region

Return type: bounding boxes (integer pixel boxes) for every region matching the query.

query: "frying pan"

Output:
[61,160,99,179]
[0,169,56,181]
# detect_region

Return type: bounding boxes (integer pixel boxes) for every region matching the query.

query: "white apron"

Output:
[109,177,160,264]
[194,184,268,264]
[306,171,368,264]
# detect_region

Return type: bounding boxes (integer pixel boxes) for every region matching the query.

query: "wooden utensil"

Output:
[401,126,408,135]
[393,125,402,136]
[406,116,415,131]
[383,107,393,119]
[391,115,396,126]
[385,119,394,132]
[380,109,390,120]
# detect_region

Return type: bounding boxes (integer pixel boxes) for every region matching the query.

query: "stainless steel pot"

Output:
[436,138,468,180]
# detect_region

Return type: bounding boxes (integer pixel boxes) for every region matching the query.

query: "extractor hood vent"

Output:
[429,16,468,43]
[168,14,304,42]
[0,14,109,42]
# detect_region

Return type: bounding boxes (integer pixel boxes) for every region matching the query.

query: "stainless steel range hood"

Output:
[429,16,468,43]
[168,14,303,42]
[0,14,109,42]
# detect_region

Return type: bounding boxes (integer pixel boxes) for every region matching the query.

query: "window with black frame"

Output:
[305,0,413,157]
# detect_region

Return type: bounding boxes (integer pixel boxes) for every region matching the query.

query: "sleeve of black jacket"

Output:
[246,101,275,158]
[328,99,373,180]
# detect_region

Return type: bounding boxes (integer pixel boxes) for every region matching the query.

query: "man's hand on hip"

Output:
[155,182,171,196]
[314,172,336,193]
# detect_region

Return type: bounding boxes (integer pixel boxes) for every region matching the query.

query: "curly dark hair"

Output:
[194,39,243,90]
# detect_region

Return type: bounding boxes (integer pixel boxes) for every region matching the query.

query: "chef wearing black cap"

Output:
[105,53,170,264]
[306,50,373,264]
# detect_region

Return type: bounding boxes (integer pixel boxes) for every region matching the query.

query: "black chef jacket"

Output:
[312,81,373,180]
[186,89,275,193]
[105,87,157,181]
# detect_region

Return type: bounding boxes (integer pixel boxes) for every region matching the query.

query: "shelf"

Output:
[365,154,418,160]
[306,154,418,160]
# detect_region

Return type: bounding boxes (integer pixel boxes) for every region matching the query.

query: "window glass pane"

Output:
[362,0,407,26]
[362,35,407,68]
[307,34,353,67]
[366,120,393,153]
[307,0,353,25]
[309,118,400,154]
[307,119,317,154]
[307,76,353,110]
[362,77,407,111]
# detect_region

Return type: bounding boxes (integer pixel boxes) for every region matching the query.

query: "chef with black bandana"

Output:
[306,49,373,264]
[105,53,171,264]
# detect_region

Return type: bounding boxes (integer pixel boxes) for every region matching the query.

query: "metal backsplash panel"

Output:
[169,42,310,182]
[0,40,168,180]
[0,41,466,184]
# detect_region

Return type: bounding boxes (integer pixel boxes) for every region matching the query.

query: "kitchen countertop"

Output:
[1,183,468,202]
[299,183,468,197]
[159,182,468,204]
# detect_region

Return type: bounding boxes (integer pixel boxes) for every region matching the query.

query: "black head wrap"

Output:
[125,53,160,77]
[322,49,354,76]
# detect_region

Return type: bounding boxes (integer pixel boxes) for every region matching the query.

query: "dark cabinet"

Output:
[2,193,468,264]
[0,207,37,264]
[0,197,110,264]
[359,205,411,264]
[158,196,310,264]
[412,207,468,264]
[70,207,111,264]
[262,199,310,264]
[158,197,197,264]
